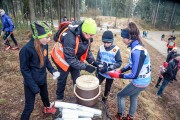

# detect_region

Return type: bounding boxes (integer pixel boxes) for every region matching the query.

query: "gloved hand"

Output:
[1,31,4,37]
[85,65,96,73]
[92,61,101,67]
[53,71,60,80]
[108,71,121,78]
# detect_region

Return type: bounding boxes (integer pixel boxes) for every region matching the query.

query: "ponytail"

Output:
[34,39,44,68]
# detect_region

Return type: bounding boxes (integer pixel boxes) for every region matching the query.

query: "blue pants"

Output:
[56,66,80,100]
[21,84,50,120]
[157,79,170,96]
[117,82,146,116]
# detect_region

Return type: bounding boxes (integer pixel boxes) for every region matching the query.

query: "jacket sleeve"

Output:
[45,45,56,74]
[86,45,95,64]
[166,62,174,79]
[1,19,5,31]
[113,49,122,69]
[19,47,40,94]
[120,50,146,79]
[6,16,14,32]
[96,50,101,62]
[63,32,87,70]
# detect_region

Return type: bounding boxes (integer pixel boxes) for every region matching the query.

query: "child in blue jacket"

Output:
[95,30,122,104]
[0,9,19,50]
[19,21,60,120]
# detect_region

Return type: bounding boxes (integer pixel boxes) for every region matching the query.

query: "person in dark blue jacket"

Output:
[19,21,60,120]
[0,9,19,50]
[95,30,122,104]
[109,22,151,120]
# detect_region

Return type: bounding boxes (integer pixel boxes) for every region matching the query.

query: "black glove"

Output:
[92,61,101,67]
[85,65,96,73]
[100,68,107,73]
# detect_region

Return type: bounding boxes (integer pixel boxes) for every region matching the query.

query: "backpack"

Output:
[53,21,71,42]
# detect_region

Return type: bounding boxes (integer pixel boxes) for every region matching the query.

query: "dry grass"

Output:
[0,27,180,120]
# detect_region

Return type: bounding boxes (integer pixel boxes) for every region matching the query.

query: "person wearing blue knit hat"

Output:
[95,30,122,104]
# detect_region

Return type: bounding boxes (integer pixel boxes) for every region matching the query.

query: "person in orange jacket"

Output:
[167,36,176,53]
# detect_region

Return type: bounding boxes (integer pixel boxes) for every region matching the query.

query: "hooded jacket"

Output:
[60,21,95,70]
[1,13,14,32]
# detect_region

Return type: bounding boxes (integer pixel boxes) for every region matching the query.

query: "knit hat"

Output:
[0,9,5,16]
[102,30,114,43]
[172,47,177,50]
[121,29,137,41]
[121,29,130,39]
[31,21,52,39]
[82,18,97,34]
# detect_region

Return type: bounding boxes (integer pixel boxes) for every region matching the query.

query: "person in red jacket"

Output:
[167,36,176,53]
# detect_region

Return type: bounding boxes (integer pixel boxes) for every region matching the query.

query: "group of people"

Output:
[155,46,180,97]
[17,16,152,120]
[1,8,177,120]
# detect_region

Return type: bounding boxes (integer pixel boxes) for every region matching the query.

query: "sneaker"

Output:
[155,84,160,88]
[126,114,133,120]
[11,46,19,50]
[115,113,123,120]
[4,46,11,51]
[43,106,56,114]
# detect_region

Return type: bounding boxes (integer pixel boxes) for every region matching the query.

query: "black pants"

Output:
[155,77,163,87]
[97,73,113,97]
[21,84,50,120]
[167,48,173,54]
[56,66,80,100]
[3,31,18,46]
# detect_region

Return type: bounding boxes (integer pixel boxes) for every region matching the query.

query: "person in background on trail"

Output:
[155,47,178,88]
[61,16,68,22]
[108,22,151,120]
[157,54,180,97]
[51,18,98,101]
[167,35,176,53]
[166,47,177,62]
[155,62,168,88]
[19,21,60,120]
[172,30,174,36]
[0,9,19,50]
[95,30,122,104]
[161,34,165,41]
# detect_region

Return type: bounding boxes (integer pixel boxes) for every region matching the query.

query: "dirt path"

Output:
[142,31,180,56]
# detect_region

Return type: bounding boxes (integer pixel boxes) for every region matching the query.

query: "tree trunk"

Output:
[153,0,160,26]
[57,0,60,24]
[169,3,176,29]
[50,0,53,27]
[29,0,36,22]
[76,0,80,20]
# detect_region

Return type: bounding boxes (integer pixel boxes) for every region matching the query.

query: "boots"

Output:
[11,45,19,50]
[126,114,133,120]
[115,113,123,120]
[4,45,11,51]
[43,103,56,114]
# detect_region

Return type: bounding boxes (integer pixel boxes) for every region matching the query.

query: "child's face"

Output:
[103,42,112,47]
[39,37,51,45]
[122,37,131,45]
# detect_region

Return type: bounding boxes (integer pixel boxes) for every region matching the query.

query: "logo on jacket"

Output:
[44,49,47,56]
[113,48,117,52]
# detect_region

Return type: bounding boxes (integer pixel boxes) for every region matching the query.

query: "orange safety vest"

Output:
[51,27,89,72]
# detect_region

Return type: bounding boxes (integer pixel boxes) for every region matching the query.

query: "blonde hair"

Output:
[34,39,44,68]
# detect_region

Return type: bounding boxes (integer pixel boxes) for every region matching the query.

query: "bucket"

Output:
[74,75,101,107]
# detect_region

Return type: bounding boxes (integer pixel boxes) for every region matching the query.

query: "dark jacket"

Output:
[1,13,14,32]
[19,38,56,94]
[60,21,95,70]
[166,51,177,62]
[163,59,179,81]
